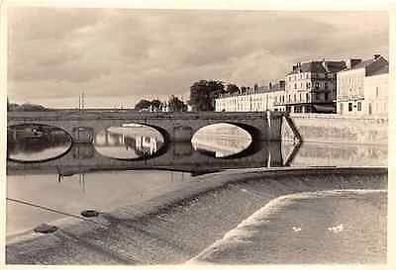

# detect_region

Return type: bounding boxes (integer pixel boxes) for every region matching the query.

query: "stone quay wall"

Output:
[282,113,388,145]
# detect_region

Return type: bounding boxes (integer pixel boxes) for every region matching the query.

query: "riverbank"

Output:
[7,167,387,264]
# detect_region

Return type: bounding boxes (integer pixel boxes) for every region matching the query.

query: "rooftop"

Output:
[287,60,346,75]
[340,55,389,76]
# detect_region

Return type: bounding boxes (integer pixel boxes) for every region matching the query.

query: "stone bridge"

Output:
[7,141,301,176]
[7,110,289,144]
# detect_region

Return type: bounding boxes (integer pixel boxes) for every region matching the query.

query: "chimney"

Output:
[279,80,285,90]
[346,58,362,69]
[374,54,381,60]
[269,82,272,90]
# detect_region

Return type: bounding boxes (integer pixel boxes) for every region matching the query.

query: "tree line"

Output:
[134,80,241,112]
[134,95,187,112]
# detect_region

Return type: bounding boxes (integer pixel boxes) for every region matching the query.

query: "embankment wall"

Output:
[283,113,388,145]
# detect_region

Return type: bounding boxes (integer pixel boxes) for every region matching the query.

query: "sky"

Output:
[7,8,388,108]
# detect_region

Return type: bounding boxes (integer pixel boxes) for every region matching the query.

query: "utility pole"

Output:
[81,90,85,111]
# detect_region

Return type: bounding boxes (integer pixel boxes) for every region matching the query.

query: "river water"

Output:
[6,123,388,264]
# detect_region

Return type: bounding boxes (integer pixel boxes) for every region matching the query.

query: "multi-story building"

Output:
[276,60,347,113]
[215,81,285,112]
[337,55,389,116]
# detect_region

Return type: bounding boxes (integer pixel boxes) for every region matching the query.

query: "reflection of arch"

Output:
[7,123,74,163]
[93,123,170,161]
[191,122,265,159]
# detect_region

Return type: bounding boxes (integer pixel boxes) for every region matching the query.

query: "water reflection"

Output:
[192,123,252,158]
[7,170,193,237]
[7,124,72,162]
[283,141,387,167]
[94,124,165,160]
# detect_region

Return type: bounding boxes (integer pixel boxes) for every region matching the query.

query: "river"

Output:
[6,123,388,264]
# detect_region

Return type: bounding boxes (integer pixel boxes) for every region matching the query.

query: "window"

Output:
[294,83,297,89]
[294,94,296,102]
[340,103,343,113]
[306,93,309,102]
[300,93,302,102]
[325,93,329,101]
[348,102,353,112]
[357,102,362,111]
[376,87,379,97]
[306,73,309,79]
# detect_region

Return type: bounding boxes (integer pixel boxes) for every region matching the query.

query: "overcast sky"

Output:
[7,8,388,108]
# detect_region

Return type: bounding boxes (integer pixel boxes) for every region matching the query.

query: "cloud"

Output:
[7,9,388,107]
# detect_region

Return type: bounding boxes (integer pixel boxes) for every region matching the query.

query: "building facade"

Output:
[276,60,346,113]
[215,81,285,112]
[337,55,388,116]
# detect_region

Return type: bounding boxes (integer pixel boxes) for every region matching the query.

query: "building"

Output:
[337,55,388,116]
[215,81,285,112]
[276,59,347,113]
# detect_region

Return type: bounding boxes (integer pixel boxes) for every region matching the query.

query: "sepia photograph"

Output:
[4,2,391,266]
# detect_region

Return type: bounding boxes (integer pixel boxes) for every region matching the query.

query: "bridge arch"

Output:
[7,123,74,163]
[224,122,269,158]
[92,122,171,161]
[191,122,267,159]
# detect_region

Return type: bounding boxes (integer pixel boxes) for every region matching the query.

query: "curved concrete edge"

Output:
[187,189,387,264]
[7,166,387,247]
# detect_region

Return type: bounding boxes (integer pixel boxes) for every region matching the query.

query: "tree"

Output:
[16,103,48,111]
[151,99,163,111]
[189,80,224,111]
[168,95,187,112]
[134,99,152,111]
[226,84,240,94]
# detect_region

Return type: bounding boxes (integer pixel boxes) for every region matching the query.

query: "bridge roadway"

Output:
[6,141,299,176]
[7,110,286,143]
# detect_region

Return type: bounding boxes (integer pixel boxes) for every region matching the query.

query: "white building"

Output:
[337,55,388,116]
[216,59,346,114]
[215,82,285,112]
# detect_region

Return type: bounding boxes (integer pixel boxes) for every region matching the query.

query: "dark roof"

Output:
[325,61,348,73]
[288,60,346,75]
[367,64,389,77]
[342,55,389,77]
[351,58,376,69]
